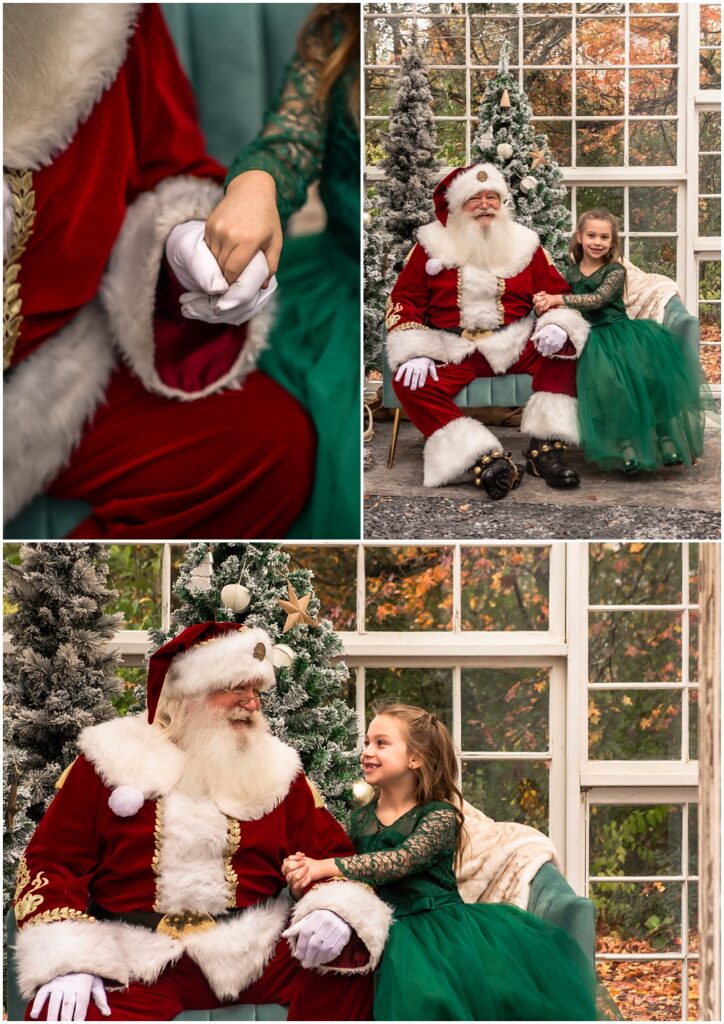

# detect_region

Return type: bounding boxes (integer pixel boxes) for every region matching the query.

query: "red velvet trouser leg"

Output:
[25,942,373,1022]
[48,365,316,539]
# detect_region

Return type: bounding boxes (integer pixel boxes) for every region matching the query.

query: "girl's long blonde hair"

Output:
[371,701,467,866]
[569,208,622,265]
[298,3,360,118]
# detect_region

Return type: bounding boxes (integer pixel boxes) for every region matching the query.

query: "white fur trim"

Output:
[290,883,392,974]
[520,392,580,446]
[184,894,292,1001]
[108,786,145,817]
[423,417,500,488]
[101,175,274,400]
[4,5,140,169]
[155,791,231,915]
[388,317,535,376]
[3,301,116,525]
[458,265,502,332]
[386,326,449,372]
[166,627,276,697]
[533,307,589,356]
[425,257,443,276]
[478,315,535,374]
[445,164,509,213]
[418,219,540,279]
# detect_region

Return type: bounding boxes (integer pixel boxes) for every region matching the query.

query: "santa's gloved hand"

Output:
[534,324,568,357]
[283,909,352,969]
[30,973,110,1022]
[395,357,439,391]
[165,220,228,295]
[180,250,277,326]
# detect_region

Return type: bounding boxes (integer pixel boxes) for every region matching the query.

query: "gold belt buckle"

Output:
[461,328,493,342]
[156,910,217,939]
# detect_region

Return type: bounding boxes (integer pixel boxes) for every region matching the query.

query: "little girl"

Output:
[534,209,710,473]
[283,703,597,1021]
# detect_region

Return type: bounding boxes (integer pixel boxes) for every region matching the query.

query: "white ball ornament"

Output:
[496,142,514,161]
[220,583,251,612]
[520,176,538,193]
[109,786,145,817]
[425,258,443,276]
[272,643,296,670]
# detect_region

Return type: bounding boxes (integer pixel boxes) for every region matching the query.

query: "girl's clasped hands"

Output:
[533,290,564,314]
[282,851,339,898]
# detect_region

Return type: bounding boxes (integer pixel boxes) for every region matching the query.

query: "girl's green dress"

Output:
[335,800,598,1022]
[226,42,359,539]
[566,262,709,471]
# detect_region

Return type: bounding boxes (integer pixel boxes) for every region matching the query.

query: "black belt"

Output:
[88,899,243,938]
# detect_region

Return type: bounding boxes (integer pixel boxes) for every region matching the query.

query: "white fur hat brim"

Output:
[165,627,276,699]
[446,163,509,214]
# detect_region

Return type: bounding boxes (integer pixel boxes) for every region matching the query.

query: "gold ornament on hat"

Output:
[476,170,488,182]
[530,145,547,170]
[253,642,266,661]
[278,583,320,633]
[499,88,511,108]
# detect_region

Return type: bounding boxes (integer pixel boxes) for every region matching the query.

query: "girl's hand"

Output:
[533,291,552,314]
[205,170,283,287]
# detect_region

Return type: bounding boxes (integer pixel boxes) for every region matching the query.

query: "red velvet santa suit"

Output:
[3,4,314,537]
[386,165,590,487]
[14,715,389,1021]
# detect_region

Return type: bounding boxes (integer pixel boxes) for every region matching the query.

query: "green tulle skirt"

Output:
[373,898,597,1021]
[259,227,359,539]
[576,317,711,471]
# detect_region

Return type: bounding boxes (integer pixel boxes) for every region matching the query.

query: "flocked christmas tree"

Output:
[149,543,361,823]
[3,544,122,911]
[472,44,570,267]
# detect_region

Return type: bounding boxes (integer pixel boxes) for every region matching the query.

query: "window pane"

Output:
[700,47,722,89]
[589,691,682,760]
[523,16,573,64]
[689,609,699,683]
[698,196,722,236]
[699,110,721,151]
[576,186,624,221]
[689,687,698,760]
[106,544,163,629]
[576,121,624,166]
[689,804,698,875]
[576,18,625,64]
[428,69,466,116]
[589,610,682,683]
[364,667,452,730]
[629,121,677,166]
[524,69,572,116]
[435,120,467,166]
[365,547,453,630]
[461,759,550,831]
[689,881,699,951]
[365,69,396,116]
[365,119,388,166]
[534,119,572,165]
[589,542,682,605]
[596,961,681,1021]
[629,236,677,278]
[419,17,467,64]
[590,804,682,876]
[114,667,147,716]
[576,69,624,116]
[365,17,415,64]
[629,68,678,116]
[592,880,682,953]
[629,16,678,64]
[460,546,550,631]
[461,667,549,752]
[470,17,519,66]
[689,542,701,605]
[630,186,678,233]
[700,5,721,46]
[689,961,700,1021]
[283,546,357,630]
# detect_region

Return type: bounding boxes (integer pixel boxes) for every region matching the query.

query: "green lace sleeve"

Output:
[224,49,327,223]
[334,807,457,885]
[563,265,626,311]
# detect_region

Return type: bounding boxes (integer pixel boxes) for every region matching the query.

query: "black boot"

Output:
[470,450,523,501]
[524,438,580,489]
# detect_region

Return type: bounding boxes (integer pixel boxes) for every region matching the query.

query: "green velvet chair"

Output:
[4,861,593,1021]
[383,294,700,468]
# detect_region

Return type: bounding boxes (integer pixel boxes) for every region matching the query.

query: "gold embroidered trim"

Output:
[403,243,417,266]
[13,855,49,922]
[496,277,505,325]
[23,908,96,927]
[4,168,36,369]
[385,297,404,331]
[306,778,325,809]
[224,818,241,907]
[457,268,463,314]
[389,321,430,333]
[152,799,164,912]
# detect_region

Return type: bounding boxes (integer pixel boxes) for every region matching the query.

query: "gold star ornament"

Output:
[278,583,320,633]
[530,145,547,170]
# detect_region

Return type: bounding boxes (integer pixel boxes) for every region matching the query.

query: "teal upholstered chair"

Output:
[3,3,313,541]
[383,294,700,468]
[4,862,593,1020]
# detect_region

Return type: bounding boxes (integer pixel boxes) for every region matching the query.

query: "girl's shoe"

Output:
[658,436,683,467]
[620,443,639,473]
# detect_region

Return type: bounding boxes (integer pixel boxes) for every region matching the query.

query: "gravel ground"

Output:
[364,494,721,540]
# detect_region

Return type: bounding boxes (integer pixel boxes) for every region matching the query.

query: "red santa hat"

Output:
[433,163,510,226]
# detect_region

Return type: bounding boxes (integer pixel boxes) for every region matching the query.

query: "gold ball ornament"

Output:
[220,583,251,612]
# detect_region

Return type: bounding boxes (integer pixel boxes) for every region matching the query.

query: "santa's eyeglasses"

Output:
[465,192,501,206]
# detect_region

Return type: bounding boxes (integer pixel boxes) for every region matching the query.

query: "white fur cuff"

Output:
[520,392,580,445]
[386,326,449,372]
[533,307,589,356]
[289,882,393,974]
[423,417,501,487]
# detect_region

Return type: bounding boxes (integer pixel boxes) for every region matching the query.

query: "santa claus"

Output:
[14,622,390,1021]
[387,163,589,499]
[3,4,314,538]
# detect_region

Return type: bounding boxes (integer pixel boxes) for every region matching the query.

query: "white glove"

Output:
[30,973,110,1022]
[394,357,439,391]
[282,909,352,969]
[180,250,277,327]
[165,220,228,295]
[534,323,568,357]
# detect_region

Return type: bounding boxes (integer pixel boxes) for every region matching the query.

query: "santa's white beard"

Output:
[172,698,268,812]
[446,207,517,271]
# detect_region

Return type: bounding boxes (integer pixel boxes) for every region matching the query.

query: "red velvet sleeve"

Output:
[387,244,432,331]
[530,246,572,297]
